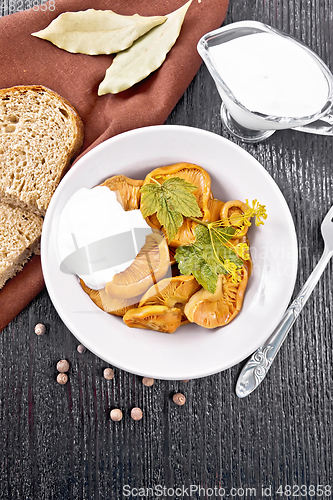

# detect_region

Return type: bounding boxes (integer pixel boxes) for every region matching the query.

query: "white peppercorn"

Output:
[131,407,143,421]
[103,368,114,380]
[57,373,68,385]
[142,377,154,387]
[173,393,186,406]
[34,323,46,336]
[110,409,123,421]
[57,360,69,373]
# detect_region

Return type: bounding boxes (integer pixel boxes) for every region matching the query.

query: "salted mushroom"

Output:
[208,198,225,221]
[123,305,183,333]
[184,267,249,328]
[168,246,177,265]
[105,232,170,299]
[139,275,201,324]
[142,162,214,246]
[80,279,141,316]
[220,200,250,237]
[230,234,253,277]
[101,174,143,211]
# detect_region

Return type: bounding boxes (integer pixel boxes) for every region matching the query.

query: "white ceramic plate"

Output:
[41,125,298,380]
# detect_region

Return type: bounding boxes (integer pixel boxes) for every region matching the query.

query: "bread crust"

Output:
[0,84,84,149]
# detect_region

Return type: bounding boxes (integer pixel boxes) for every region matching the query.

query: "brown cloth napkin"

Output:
[0,0,228,332]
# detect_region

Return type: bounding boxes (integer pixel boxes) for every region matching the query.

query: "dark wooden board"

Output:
[1,1,332,499]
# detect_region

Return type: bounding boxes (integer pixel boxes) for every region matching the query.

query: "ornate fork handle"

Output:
[236,246,333,398]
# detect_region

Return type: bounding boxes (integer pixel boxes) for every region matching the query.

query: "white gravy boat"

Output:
[197,21,333,142]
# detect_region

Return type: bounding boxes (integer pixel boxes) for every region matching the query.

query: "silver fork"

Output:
[236,205,333,398]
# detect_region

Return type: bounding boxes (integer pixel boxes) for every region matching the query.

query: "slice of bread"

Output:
[0,202,43,289]
[0,85,84,290]
[0,85,84,216]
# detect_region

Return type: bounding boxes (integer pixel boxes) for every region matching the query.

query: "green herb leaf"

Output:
[32,9,166,55]
[140,174,202,242]
[139,184,162,219]
[98,0,192,95]
[156,197,184,242]
[175,243,219,293]
[193,224,211,245]
[212,232,244,268]
[175,225,244,293]
[161,177,202,218]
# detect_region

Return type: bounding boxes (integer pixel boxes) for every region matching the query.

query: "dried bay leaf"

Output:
[32,9,167,55]
[98,0,193,95]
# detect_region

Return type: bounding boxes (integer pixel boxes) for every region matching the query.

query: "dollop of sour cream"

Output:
[209,32,329,118]
[57,186,152,290]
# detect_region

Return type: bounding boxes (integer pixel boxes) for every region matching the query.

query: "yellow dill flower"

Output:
[245,199,267,226]
[223,260,241,283]
[235,242,250,260]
